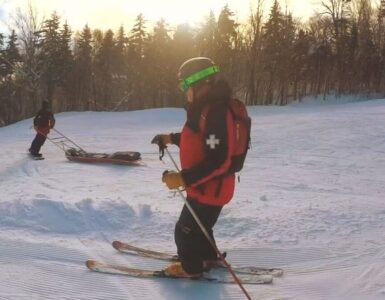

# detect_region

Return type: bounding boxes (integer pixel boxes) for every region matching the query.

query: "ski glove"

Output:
[151,134,172,148]
[162,170,186,190]
[152,134,172,160]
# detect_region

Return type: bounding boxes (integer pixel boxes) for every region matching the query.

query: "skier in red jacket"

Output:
[152,57,236,278]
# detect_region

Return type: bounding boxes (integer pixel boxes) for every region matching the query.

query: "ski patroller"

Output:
[85,259,273,284]
[112,241,284,277]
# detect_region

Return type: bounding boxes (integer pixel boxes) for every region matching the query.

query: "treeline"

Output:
[1,0,385,126]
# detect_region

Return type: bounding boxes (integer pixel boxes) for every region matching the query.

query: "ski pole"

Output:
[164,148,253,300]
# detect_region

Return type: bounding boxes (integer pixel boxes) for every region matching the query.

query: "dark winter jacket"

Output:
[170,79,236,206]
[33,109,55,135]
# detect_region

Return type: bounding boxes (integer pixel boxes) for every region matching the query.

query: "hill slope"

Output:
[0,99,385,300]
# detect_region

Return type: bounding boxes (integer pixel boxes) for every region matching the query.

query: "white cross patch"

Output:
[206,134,220,149]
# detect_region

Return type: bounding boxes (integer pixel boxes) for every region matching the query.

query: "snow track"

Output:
[1,236,384,300]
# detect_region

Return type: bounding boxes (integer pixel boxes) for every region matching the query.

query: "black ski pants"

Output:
[30,133,47,155]
[175,197,222,274]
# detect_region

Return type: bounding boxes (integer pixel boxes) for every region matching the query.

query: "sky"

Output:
[0,0,318,32]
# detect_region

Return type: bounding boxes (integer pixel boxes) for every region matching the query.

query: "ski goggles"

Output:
[178,65,219,93]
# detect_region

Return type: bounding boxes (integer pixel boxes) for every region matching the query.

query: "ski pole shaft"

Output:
[164,148,253,300]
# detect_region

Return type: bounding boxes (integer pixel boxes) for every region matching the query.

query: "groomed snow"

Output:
[0,97,384,300]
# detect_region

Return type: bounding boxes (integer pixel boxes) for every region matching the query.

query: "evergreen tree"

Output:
[0,33,6,80]
[306,15,333,96]
[93,29,115,109]
[115,25,127,77]
[262,0,286,104]
[5,31,21,75]
[196,11,217,58]
[170,23,196,106]
[38,12,62,103]
[129,14,147,59]
[113,25,129,110]
[0,30,21,80]
[376,3,385,93]
[279,13,296,105]
[73,25,93,110]
[0,33,6,126]
[356,0,376,92]
[172,23,196,62]
[320,0,353,94]
[92,29,104,59]
[59,22,73,84]
[146,19,172,107]
[382,0,385,17]
[245,0,264,105]
[291,29,311,100]
[215,4,238,73]
[128,14,148,108]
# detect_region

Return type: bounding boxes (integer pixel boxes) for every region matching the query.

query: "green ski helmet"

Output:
[178,57,220,93]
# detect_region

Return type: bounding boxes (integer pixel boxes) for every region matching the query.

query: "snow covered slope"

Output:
[0,98,385,300]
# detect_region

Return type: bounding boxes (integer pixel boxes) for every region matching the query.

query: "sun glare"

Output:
[3,0,317,32]
[121,0,226,27]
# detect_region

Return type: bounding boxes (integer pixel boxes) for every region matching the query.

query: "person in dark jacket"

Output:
[151,57,236,278]
[29,100,55,157]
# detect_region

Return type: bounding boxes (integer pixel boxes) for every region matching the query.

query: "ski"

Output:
[29,154,44,160]
[85,259,273,284]
[32,156,44,160]
[112,241,284,277]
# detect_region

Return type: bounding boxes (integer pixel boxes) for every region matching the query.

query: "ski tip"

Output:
[112,240,123,250]
[86,259,96,269]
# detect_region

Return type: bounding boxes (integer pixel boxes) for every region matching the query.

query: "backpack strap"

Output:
[199,104,210,132]
[199,100,235,131]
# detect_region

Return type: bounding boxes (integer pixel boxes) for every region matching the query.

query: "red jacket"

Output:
[172,100,236,206]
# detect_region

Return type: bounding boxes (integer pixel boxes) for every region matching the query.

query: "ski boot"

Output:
[203,252,227,272]
[163,262,202,278]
